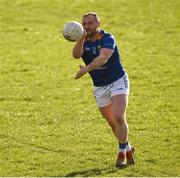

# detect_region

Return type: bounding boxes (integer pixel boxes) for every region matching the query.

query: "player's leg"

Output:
[111,94,129,167]
[98,95,133,151]
[110,73,135,167]
[98,99,134,167]
[94,80,134,167]
[111,94,129,143]
[98,102,128,142]
[111,94,135,166]
[98,103,116,135]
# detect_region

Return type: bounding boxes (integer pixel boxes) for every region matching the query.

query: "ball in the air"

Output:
[63,21,84,42]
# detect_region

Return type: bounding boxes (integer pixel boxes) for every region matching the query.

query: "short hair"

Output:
[82,12,100,22]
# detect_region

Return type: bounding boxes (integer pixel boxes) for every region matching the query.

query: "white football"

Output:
[63,21,84,42]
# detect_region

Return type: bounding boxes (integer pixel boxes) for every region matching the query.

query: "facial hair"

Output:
[86,29,96,37]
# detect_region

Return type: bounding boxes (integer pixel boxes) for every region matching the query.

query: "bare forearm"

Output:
[75,48,113,79]
[72,38,85,59]
[87,55,107,72]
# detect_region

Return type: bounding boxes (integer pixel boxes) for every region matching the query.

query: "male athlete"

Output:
[72,12,135,168]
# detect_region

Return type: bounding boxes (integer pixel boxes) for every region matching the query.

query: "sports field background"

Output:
[0,0,179,176]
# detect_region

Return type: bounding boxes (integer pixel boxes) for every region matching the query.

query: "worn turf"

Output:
[0,0,179,176]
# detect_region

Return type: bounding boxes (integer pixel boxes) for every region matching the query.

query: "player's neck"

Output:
[88,30,101,42]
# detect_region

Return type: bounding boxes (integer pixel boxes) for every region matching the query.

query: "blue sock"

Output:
[119,142,126,153]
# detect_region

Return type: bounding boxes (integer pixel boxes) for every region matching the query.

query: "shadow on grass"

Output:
[65,165,120,177]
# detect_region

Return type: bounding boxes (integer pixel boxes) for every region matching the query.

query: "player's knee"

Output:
[114,113,125,125]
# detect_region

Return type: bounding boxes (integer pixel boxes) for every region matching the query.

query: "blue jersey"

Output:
[82,30,125,87]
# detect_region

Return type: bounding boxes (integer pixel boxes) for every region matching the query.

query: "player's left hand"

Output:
[75,65,89,79]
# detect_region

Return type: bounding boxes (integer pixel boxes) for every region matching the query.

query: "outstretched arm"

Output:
[75,48,113,79]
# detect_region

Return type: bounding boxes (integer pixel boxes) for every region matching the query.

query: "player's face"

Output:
[82,15,100,37]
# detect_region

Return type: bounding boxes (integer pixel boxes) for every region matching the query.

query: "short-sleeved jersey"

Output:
[82,30,125,87]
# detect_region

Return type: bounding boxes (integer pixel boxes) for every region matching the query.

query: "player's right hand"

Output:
[79,30,87,41]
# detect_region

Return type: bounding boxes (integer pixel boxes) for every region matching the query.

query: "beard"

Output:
[86,29,96,37]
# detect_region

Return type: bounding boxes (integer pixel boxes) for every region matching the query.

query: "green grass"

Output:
[0,0,180,176]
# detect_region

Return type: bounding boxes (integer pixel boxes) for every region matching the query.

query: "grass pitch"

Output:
[0,0,179,176]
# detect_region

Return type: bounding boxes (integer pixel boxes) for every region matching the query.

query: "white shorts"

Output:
[93,73,130,107]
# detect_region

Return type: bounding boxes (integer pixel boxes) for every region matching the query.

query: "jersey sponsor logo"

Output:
[92,47,96,54]
[85,47,90,51]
